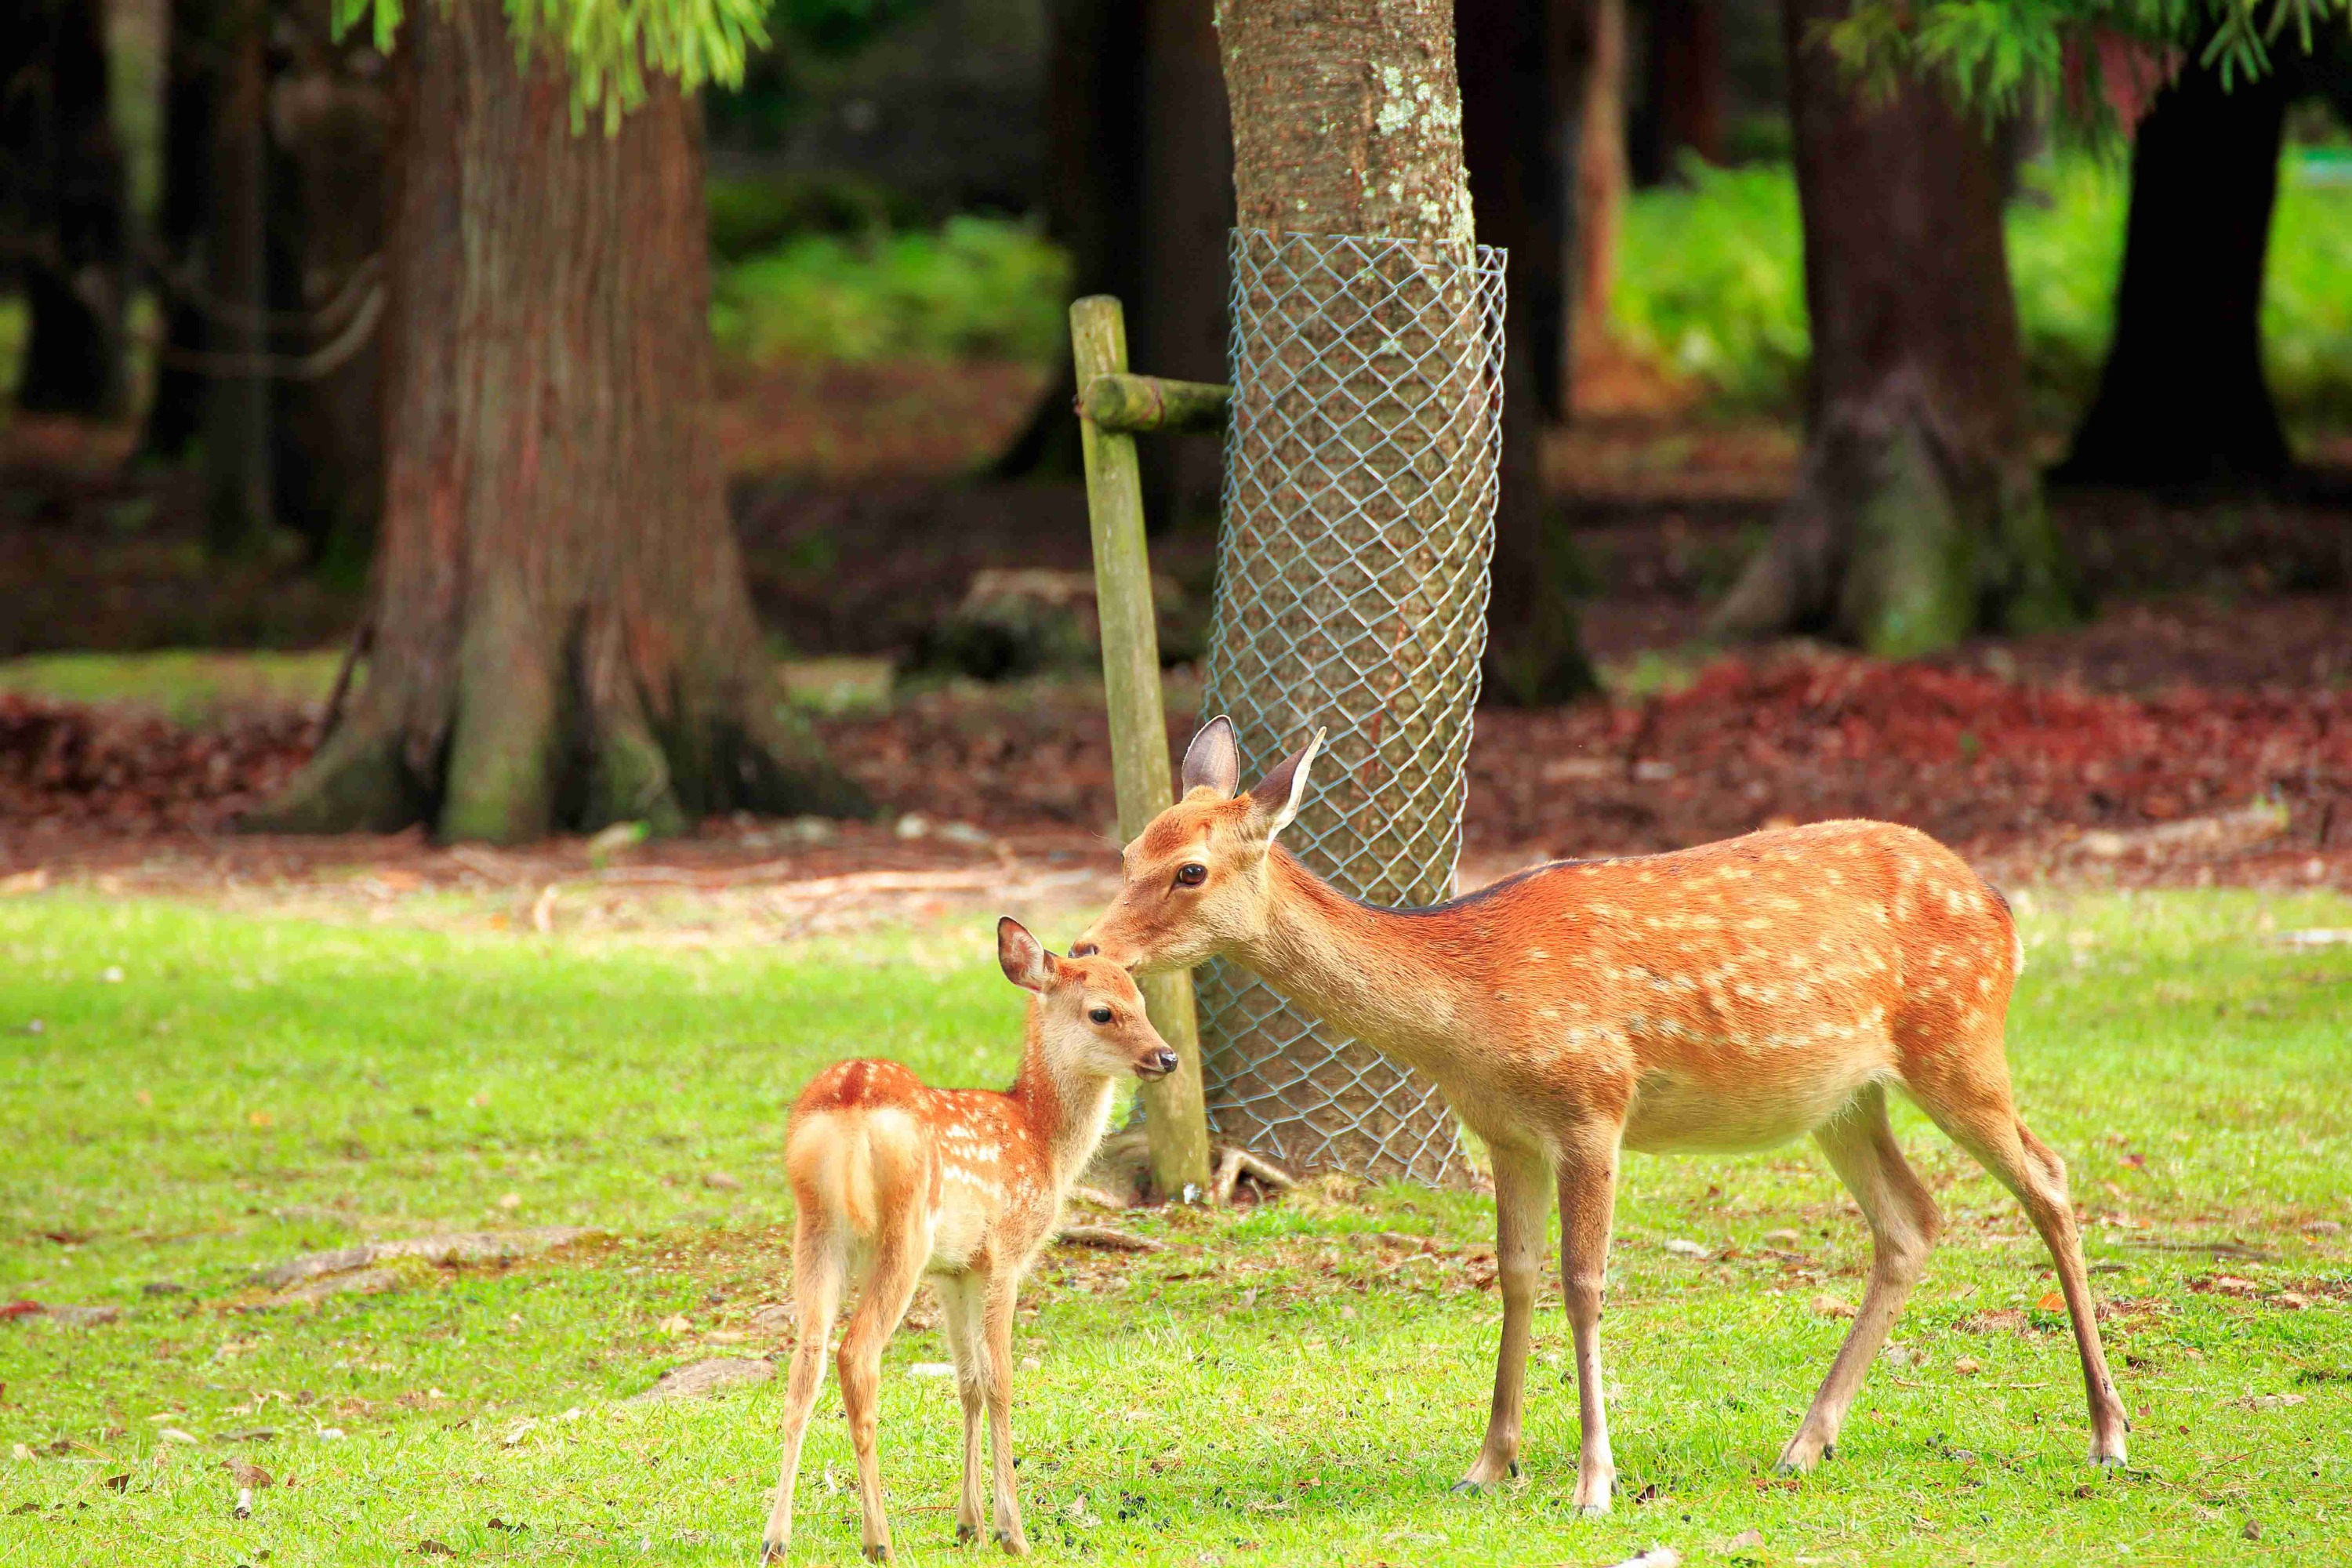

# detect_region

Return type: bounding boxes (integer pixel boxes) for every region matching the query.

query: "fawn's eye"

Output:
[1175,863,1207,887]
[1087,1007,1114,1025]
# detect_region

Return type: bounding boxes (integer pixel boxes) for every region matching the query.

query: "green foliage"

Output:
[710,215,1072,365]
[1611,152,2352,426]
[1828,0,2352,128]
[0,889,2347,1562]
[704,172,920,263]
[329,0,920,128]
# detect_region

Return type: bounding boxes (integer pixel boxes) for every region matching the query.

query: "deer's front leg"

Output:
[1454,1141,1552,1492]
[1555,1127,1621,1517]
[980,1277,1030,1557]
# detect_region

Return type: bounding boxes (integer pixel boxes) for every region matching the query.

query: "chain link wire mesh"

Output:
[1193,228,1506,1187]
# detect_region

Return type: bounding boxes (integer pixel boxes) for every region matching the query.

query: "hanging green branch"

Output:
[328,0,923,129]
[1822,0,2351,129]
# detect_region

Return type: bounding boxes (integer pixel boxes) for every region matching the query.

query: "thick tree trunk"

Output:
[1208,0,1486,1179]
[250,0,864,841]
[1712,0,2072,655]
[1461,0,1599,702]
[3,0,129,417]
[2056,63,2292,487]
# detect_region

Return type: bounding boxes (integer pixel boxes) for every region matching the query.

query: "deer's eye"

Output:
[1087,1007,1114,1025]
[1175,863,1207,887]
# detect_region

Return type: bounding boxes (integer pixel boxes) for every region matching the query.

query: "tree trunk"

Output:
[1711,0,2072,656]
[1461,0,1599,702]
[1207,0,1486,1181]
[1571,0,1625,352]
[3,0,129,417]
[201,5,275,558]
[138,0,219,461]
[1639,0,1722,180]
[249,0,865,842]
[993,0,1231,527]
[268,23,392,574]
[1132,0,1232,527]
[2055,62,2292,488]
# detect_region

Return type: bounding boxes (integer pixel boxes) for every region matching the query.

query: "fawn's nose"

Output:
[1069,941,1100,957]
[1147,1049,1179,1077]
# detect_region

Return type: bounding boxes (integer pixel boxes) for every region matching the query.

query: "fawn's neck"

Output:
[1235,848,1466,1058]
[1008,1011,1119,1189]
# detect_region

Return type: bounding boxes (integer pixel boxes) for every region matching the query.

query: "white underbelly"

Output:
[1621,1064,1886,1154]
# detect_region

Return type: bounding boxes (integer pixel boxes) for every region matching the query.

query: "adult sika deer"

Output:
[1073,717,2126,1513]
[764,918,1178,1562]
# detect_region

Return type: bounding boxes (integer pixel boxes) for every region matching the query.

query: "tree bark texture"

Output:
[251,0,865,842]
[1205,0,1489,1181]
[1460,0,1599,703]
[1711,0,2072,656]
[2056,61,2292,487]
[2,0,129,417]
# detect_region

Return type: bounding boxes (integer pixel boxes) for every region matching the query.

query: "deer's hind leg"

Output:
[935,1273,989,1544]
[1906,1041,2129,1465]
[1455,1140,1552,1492]
[1777,1081,1940,1473]
[838,1229,928,1562]
[764,1212,846,1563]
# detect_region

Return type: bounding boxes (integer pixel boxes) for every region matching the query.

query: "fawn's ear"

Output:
[996,916,1055,993]
[1247,728,1325,842]
[1181,715,1241,797]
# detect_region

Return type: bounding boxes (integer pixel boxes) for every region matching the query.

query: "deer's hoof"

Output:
[993,1528,1031,1559]
[862,1545,891,1563]
[956,1522,980,1544]
[760,1539,787,1565]
[1575,1502,1611,1521]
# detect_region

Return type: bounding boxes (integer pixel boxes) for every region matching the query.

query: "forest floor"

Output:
[1,887,2347,1566]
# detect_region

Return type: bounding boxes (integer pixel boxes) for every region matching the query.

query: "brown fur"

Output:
[760,921,1174,1563]
[1074,719,2129,1512]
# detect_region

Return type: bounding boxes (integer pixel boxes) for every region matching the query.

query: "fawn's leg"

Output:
[1777,1083,1941,1472]
[980,1276,1030,1556]
[1456,1139,1552,1491]
[839,1233,928,1563]
[763,1217,845,1563]
[1909,1049,2129,1465]
[1556,1124,1621,1516]
[936,1273,989,1544]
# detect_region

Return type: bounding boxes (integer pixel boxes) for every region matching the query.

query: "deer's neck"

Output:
[1010,1014,1119,1189]
[1235,848,1463,1057]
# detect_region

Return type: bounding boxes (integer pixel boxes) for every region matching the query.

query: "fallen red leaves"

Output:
[1464,651,2352,866]
[5,648,2346,892]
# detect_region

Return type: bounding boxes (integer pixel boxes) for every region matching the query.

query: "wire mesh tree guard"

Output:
[1194,228,1506,1186]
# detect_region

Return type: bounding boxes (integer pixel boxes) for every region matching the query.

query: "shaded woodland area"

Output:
[2,0,2349,878]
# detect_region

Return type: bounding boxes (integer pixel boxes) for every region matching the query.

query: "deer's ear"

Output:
[1247,728,1325,842]
[996,916,1055,993]
[1181,714,1241,797]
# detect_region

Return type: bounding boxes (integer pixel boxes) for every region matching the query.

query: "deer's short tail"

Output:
[786,1108,926,1236]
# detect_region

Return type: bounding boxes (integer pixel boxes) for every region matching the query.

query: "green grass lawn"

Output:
[1,888,2347,1565]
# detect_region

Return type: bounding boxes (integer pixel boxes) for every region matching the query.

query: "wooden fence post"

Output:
[1070,294,1213,1200]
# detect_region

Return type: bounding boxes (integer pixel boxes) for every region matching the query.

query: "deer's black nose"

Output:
[1069,941,1099,957]
[1150,1049,1180,1075]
